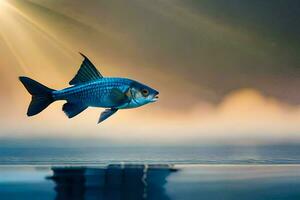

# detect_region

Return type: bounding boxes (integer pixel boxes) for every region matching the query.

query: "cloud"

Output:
[2,88,300,145]
[113,88,300,145]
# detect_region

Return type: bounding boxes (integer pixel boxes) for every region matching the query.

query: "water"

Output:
[0,165,300,200]
[1,145,300,165]
[1,144,300,199]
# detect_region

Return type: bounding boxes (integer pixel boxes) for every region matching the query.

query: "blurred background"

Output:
[0,0,300,146]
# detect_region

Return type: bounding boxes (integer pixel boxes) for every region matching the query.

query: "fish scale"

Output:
[52,78,132,107]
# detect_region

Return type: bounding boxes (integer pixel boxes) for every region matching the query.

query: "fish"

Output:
[19,53,159,123]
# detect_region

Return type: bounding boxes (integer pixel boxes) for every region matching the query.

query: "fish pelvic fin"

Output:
[98,108,118,124]
[19,76,55,116]
[62,102,88,118]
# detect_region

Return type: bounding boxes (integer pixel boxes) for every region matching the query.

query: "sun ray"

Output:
[0,1,32,74]
[4,1,75,59]
[0,0,81,82]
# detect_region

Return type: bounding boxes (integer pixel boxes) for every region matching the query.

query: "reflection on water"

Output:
[1,165,300,200]
[47,164,177,200]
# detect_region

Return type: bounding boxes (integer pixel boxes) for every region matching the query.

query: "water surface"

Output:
[0,165,300,200]
[1,145,300,165]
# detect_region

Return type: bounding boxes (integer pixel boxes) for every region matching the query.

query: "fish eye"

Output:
[141,89,149,97]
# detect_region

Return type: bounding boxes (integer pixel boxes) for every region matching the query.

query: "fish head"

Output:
[127,81,159,107]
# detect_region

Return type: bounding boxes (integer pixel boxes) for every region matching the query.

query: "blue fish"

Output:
[19,53,159,123]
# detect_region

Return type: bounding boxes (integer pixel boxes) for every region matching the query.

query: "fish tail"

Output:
[19,76,55,116]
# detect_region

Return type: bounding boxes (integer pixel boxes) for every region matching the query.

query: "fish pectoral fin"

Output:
[69,53,103,85]
[110,88,129,105]
[63,102,88,118]
[98,108,118,124]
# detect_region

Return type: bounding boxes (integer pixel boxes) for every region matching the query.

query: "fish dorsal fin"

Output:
[69,53,103,85]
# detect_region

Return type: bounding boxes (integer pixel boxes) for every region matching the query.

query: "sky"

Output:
[0,0,300,145]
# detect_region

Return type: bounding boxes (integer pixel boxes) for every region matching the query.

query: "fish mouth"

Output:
[151,94,159,102]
